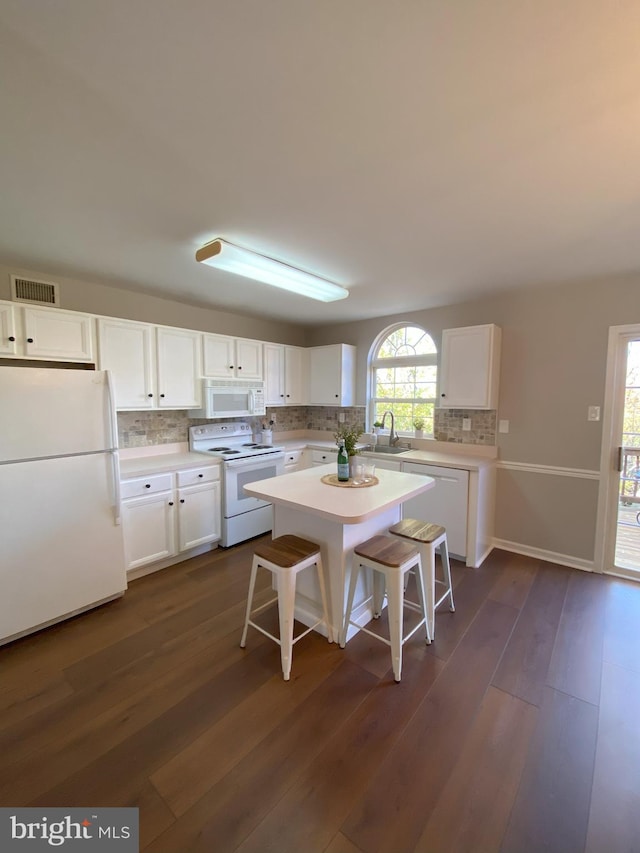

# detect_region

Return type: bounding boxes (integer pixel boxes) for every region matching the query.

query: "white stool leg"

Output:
[412,554,431,645]
[439,537,455,611]
[314,555,333,643]
[340,561,361,647]
[386,568,405,682]
[372,569,386,618]
[421,543,436,642]
[277,570,297,681]
[240,556,259,648]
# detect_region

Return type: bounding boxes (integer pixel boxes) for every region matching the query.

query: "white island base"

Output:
[244,465,434,643]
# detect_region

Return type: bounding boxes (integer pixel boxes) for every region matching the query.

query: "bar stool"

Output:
[388,519,454,641]
[240,534,331,681]
[340,534,431,682]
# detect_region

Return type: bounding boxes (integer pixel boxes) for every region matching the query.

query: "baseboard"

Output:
[127,542,219,581]
[492,538,594,572]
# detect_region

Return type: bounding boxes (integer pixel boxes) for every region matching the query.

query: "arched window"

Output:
[368,324,437,436]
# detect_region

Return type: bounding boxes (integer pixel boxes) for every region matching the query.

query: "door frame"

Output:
[594,322,640,578]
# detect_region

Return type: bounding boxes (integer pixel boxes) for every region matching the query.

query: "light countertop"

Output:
[243,464,434,524]
[119,444,219,478]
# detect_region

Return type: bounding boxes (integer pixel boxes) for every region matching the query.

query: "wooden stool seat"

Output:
[254,534,320,567]
[341,534,430,682]
[389,519,455,641]
[240,535,331,681]
[354,534,419,567]
[388,519,446,544]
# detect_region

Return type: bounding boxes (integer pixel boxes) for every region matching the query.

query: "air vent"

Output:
[10,275,60,307]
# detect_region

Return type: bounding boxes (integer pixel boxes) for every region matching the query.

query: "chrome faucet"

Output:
[381,410,399,446]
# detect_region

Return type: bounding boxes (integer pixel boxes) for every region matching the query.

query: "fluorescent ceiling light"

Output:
[195,238,349,302]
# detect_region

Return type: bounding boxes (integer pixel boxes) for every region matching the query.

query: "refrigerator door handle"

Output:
[105,370,122,525]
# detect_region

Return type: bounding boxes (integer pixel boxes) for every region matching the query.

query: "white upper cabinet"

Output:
[263,343,308,406]
[439,324,501,409]
[97,318,155,409]
[308,344,356,406]
[0,301,94,362]
[155,326,202,408]
[98,318,202,410]
[203,334,263,380]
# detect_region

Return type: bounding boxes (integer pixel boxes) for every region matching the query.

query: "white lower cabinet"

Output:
[401,462,469,559]
[311,448,338,467]
[121,465,220,573]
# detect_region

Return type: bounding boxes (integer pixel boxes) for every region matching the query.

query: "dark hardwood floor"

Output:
[2,542,640,852]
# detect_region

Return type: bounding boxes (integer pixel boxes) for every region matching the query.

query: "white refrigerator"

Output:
[0,366,126,645]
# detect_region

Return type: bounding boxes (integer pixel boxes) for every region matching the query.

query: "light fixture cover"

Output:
[195,238,348,302]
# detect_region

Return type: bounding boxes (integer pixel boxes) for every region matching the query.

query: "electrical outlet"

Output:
[499,419,510,433]
[338,412,346,423]
[462,417,471,431]
[270,413,276,424]
[588,405,601,422]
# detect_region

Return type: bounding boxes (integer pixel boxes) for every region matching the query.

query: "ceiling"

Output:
[1,1,639,326]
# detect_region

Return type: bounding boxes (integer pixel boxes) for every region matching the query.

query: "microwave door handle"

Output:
[248,389,255,412]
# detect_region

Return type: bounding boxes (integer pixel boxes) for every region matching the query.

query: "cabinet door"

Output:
[263,343,285,406]
[0,302,18,355]
[98,318,155,409]
[236,338,263,380]
[401,462,469,558]
[439,325,501,409]
[122,492,176,571]
[284,346,308,405]
[156,327,202,408]
[178,481,221,550]
[308,344,356,406]
[202,334,236,378]
[23,306,94,361]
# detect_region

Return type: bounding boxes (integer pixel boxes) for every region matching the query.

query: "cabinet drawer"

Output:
[121,473,173,499]
[284,450,303,466]
[311,449,337,464]
[176,465,220,487]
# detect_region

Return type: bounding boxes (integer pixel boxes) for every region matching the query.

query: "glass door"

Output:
[614,339,640,575]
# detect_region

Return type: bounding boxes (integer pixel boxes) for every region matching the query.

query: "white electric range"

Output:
[189,422,285,547]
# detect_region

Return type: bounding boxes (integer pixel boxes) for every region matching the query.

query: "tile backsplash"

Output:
[118,406,496,449]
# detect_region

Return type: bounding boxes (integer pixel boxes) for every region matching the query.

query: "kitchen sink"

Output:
[363,445,408,455]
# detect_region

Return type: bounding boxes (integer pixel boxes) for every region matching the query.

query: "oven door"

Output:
[223,454,285,518]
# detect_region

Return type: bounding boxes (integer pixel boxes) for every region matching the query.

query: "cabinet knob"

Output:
[335,394,339,398]
[168,501,174,506]
[180,498,185,503]
[145,484,151,489]
[441,393,446,397]
[238,365,242,370]
[160,393,165,398]
[229,365,234,370]
[286,394,290,398]
[148,393,153,398]
[280,394,284,398]
[27,338,34,344]
[198,473,203,478]
[8,336,15,342]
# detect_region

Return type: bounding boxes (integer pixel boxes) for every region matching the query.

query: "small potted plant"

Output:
[372,420,383,435]
[334,423,364,476]
[413,418,425,439]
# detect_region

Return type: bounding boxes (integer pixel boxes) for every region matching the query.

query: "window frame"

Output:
[367,323,438,437]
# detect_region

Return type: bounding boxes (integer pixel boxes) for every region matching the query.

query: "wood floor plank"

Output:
[28,640,281,810]
[150,635,344,816]
[0,671,74,730]
[602,576,640,674]
[234,643,445,853]
[547,570,607,705]
[143,661,379,853]
[413,686,538,853]
[501,686,598,853]
[488,550,538,609]
[342,598,519,853]
[324,832,366,853]
[585,662,640,853]
[492,562,570,706]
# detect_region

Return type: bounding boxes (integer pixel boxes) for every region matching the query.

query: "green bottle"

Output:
[337,441,349,482]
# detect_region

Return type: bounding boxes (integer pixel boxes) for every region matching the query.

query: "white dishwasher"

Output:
[401,462,469,560]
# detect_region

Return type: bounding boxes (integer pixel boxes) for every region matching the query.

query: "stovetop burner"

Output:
[221,449,241,455]
[208,446,231,451]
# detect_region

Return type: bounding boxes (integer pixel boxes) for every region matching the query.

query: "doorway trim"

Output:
[594,322,640,578]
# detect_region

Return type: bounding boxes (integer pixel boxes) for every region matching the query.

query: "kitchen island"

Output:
[244,464,434,642]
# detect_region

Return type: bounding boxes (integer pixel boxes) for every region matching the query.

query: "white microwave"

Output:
[190,380,266,419]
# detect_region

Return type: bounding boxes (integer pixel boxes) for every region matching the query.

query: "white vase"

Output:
[415,429,424,439]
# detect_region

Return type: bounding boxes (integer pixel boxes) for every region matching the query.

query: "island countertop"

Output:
[244,463,434,524]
